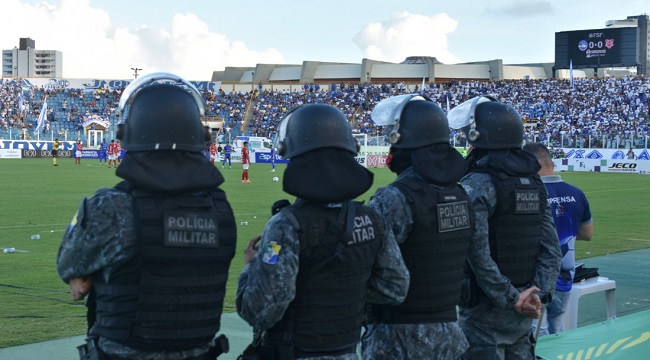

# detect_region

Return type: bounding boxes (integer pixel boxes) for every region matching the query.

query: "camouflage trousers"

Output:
[361,322,469,360]
[459,301,536,360]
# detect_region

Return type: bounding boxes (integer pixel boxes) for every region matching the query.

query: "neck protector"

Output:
[411,143,468,186]
[116,151,225,193]
[468,148,541,176]
[283,148,374,203]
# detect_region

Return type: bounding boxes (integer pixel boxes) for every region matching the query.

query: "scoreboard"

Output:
[555,27,638,69]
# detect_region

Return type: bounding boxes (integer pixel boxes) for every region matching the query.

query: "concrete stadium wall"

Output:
[221,67,254,82]
[213,58,556,85]
[269,66,302,81]
[314,64,362,79]
[435,64,491,79]
[503,65,549,80]
[371,63,429,78]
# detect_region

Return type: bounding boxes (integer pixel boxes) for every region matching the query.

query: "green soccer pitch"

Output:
[0,158,648,348]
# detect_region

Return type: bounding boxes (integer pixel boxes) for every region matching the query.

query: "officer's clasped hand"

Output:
[244,236,262,265]
[69,276,93,301]
[514,286,542,319]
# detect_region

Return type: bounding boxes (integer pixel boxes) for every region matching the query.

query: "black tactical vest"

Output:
[90,181,237,351]
[375,177,473,323]
[265,201,384,357]
[484,169,546,287]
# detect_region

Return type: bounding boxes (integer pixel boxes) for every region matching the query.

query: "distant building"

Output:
[2,37,62,78]
[211,56,555,93]
[606,14,649,75]
[215,15,648,90]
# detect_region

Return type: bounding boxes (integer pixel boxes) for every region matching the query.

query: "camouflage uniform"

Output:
[362,168,469,359]
[57,189,137,286]
[236,202,410,360]
[458,156,561,360]
[57,188,219,360]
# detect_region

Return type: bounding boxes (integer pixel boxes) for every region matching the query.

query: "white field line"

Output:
[0,223,69,229]
[585,187,650,194]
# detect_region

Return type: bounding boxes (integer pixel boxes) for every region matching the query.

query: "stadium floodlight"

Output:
[131,67,143,79]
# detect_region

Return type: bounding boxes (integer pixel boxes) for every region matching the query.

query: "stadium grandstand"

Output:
[1,73,649,151]
[3,13,649,151]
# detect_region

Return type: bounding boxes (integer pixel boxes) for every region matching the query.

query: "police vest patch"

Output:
[164,212,219,247]
[348,215,376,245]
[437,201,471,233]
[514,189,541,214]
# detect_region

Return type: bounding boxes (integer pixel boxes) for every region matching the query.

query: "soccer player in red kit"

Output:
[241,141,251,183]
[107,140,118,168]
[115,140,122,164]
[209,142,218,165]
[75,140,83,165]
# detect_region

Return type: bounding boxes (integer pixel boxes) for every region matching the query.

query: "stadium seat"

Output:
[562,276,617,330]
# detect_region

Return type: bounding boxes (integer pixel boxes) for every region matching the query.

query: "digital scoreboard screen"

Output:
[568,29,620,66]
[555,27,638,69]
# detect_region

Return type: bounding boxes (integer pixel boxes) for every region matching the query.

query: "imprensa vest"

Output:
[480,168,547,287]
[375,177,473,323]
[90,181,237,351]
[265,200,384,356]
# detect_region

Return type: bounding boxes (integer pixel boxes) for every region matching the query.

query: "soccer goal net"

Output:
[353,133,368,168]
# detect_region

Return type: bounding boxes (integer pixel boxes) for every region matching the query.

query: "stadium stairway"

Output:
[1,248,649,360]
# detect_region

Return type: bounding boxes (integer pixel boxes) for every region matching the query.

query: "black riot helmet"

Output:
[371,94,449,149]
[274,104,359,159]
[448,95,523,150]
[471,101,524,150]
[117,72,208,152]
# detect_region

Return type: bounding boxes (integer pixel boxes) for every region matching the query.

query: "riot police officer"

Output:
[57,73,236,359]
[236,104,409,360]
[362,94,473,359]
[447,96,561,360]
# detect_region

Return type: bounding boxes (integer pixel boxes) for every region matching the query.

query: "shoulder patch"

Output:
[262,241,282,264]
[67,211,79,235]
[67,198,87,235]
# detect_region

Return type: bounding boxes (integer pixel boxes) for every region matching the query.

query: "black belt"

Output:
[293,345,356,358]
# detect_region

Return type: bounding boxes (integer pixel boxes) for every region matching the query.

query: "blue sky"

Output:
[2,0,650,80]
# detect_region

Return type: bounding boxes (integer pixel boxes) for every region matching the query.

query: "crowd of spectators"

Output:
[0,79,30,136]
[2,76,649,149]
[0,78,123,140]
[247,76,650,149]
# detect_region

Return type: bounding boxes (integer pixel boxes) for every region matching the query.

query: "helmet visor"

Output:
[372,94,432,145]
[273,106,302,158]
[447,95,497,130]
[118,72,205,123]
[274,113,290,150]
[370,94,429,126]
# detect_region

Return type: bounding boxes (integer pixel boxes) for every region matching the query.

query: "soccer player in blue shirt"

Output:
[221,142,232,169]
[524,142,593,336]
[98,138,108,164]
